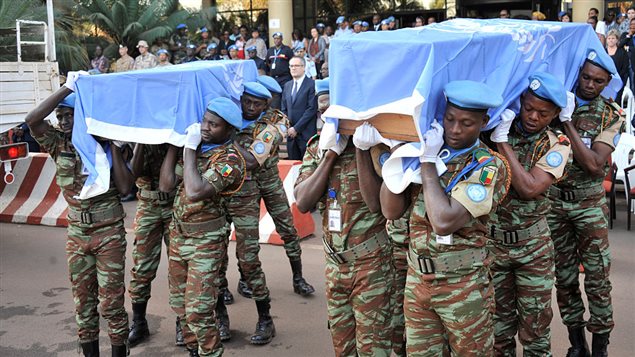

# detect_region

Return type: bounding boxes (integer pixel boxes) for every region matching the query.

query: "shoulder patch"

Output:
[307,134,320,147]
[253,142,266,154]
[613,133,621,147]
[479,166,496,185]
[546,151,563,167]
[220,164,233,177]
[473,148,493,165]
[466,183,487,202]
[263,131,274,143]
[608,100,626,117]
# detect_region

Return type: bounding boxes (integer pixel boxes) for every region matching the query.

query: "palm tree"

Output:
[77,0,190,57]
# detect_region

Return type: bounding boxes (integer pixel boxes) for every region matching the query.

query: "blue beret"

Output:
[58,93,76,109]
[294,42,305,51]
[207,97,242,128]
[315,78,330,96]
[186,43,196,49]
[227,44,238,51]
[207,43,217,50]
[272,32,283,38]
[353,20,362,26]
[558,11,567,18]
[176,23,186,30]
[336,16,345,24]
[362,21,369,27]
[243,82,272,99]
[316,23,325,28]
[444,81,503,111]
[527,72,567,108]
[200,27,208,33]
[584,48,619,77]
[257,75,282,94]
[388,16,395,22]
[246,45,257,52]
[381,19,390,25]
[157,49,169,55]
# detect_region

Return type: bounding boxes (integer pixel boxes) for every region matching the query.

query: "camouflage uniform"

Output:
[219,108,289,302]
[547,97,624,335]
[170,33,191,64]
[132,53,158,70]
[169,143,245,356]
[113,54,134,73]
[129,144,175,304]
[34,126,128,345]
[296,139,394,356]
[489,122,571,356]
[405,142,509,356]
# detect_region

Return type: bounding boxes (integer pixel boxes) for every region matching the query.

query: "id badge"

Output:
[581,136,592,149]
[271,62,276,70]
[328,209,341,232]
[436,234,453,245]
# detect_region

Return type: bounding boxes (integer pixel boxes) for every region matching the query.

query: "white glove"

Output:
[352,122,384,150]
[559,91,575,123]
[63,70,89,92]
[420,120,444,163]
[184,123,201,150]
[318,120,337,151]
[491,109,515,143]
[329,135,349,155]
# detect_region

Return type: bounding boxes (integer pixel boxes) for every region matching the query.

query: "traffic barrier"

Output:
[0,153,68,226]
[0,154,315,245]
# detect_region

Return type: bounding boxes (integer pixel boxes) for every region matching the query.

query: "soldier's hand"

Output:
[352,122,383,150]
[559,91,575,123]
[329,135,349,155]
[420,120,444,163]
[184,123,201,150]
[63,70,89,92]
[491,109,515,143]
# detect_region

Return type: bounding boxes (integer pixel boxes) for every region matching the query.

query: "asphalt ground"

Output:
[0,199,633,356]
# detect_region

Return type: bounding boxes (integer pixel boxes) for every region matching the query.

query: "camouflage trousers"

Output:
[128,196,173,303]
[325,249,394,357]
[547,193,614,334]
[387,218,410,357]
[168,218,228,356]
[489,236,555,357]
[404,263,494,356]
[66,219,128,345]
[219,180,271,300]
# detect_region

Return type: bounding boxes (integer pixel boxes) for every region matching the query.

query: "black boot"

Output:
[80,340,99,357]
[175,316,185,346]
[566,327,591,357]
[216,298,231,341]
[237,279,253,299]
[128,302,150,347]
[221,287,234,305]
[111,344,128,357]
[187,346,200,357]
[290,259,315,296]
[250,299,276,345]
[592,333,609,357]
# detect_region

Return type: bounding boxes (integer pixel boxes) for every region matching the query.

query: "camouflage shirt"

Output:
[135,144,170,191]
[113,55,134,73]
[296,140,387,253]
[496,121,571,231]
[133,53,158,70]
[34,125,122,220]
[554,96,624,190]
[173,143,245,223]
[410,142,509,256]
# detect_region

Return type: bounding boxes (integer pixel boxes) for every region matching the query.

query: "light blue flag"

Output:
[72,60,257,199]
[322,19,621,192]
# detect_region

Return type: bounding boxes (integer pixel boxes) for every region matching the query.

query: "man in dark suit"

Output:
[281,56,318,160]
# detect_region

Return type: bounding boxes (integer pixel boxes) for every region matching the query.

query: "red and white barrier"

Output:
[0,154,314,245]
[0,153,68,226]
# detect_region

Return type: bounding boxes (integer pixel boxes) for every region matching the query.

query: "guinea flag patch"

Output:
[220,164,233,177]
[479,166,496,185]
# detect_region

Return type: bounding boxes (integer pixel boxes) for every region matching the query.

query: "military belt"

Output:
[176,216,227,234]
[408,248,487,274]
[139,189,175,203]
[67,205,124,225]
[548,185,603,202]
[490,217,549,245]
[323,230,389,264]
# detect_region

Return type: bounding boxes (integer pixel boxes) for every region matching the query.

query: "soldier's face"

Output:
[139,46,147,54]
[442,105,488,149]
[576,63,611,100]
[56,107,74,135]
[201,111,233,144]
[241,94,268,120]
[159,53,168,62]
[520,92,560,134]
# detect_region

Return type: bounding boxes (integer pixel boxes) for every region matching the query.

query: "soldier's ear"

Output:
[481,114,490,128]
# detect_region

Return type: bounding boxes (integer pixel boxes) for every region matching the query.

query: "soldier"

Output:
[380,81,510,356]
[548,50,624,357]
[133,40,158,70]
[180,44,200,64]
[488,72,571,356]
[294,78,394,356]
[159,97,245,357]
[157,49,173,67]
[170,23,190,64]
[126,143,183,347]
[113,44,134,73]
[247,45,267,74]
[24,73,133,356]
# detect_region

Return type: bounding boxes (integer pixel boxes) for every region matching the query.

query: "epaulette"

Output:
[307,134,320,147]
[473,148,495,166]
[606,98,626,118]
[550,128,570,146]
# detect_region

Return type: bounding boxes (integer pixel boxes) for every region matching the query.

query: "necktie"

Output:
[292,81,298,100]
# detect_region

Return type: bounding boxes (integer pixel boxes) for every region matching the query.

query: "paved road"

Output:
[1,200,634,356]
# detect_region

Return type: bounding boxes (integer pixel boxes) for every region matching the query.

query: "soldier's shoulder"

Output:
[307,134,320,148]
[604,98,626,119]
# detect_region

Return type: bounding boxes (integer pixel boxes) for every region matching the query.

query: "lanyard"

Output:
[201,139,230,153]
[444,148,494,194]
[272,47,282,65]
